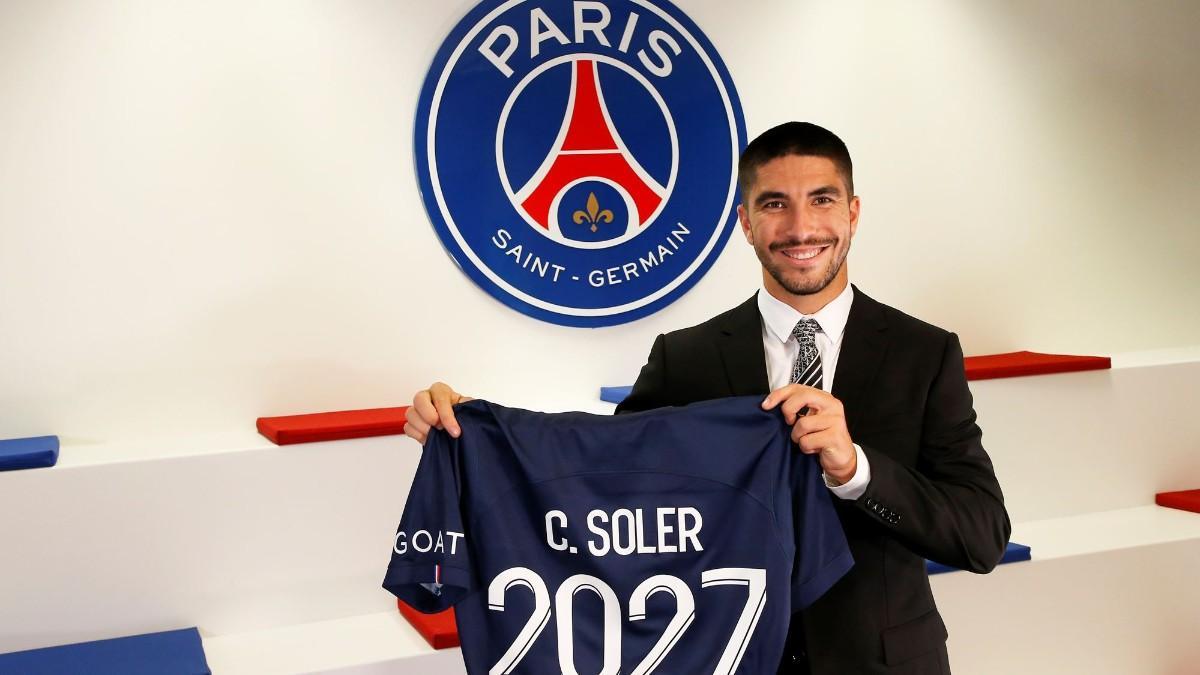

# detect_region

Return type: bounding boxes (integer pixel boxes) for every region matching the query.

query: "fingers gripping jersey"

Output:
[383,397,853,674]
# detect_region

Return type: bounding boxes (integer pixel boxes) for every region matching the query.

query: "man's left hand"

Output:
[762,384,857,485]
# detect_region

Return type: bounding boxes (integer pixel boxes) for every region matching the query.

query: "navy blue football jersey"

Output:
[383,396,853,674]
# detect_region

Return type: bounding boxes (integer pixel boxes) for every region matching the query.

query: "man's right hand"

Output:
[405,382,473,444]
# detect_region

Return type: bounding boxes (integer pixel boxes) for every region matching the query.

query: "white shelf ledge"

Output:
[1014,504,1200,560]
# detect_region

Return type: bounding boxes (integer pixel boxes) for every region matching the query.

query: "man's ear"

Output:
[848,195,860,238]
[737,204,753,243]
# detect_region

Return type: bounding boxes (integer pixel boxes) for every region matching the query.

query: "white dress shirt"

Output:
[757,284,871,500]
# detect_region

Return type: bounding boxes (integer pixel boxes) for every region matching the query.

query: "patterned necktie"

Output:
[790,318,824,389]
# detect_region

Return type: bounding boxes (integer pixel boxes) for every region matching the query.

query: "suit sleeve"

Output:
[615,333,669,414]
[856,332,1011,573]
[381,429,474,612]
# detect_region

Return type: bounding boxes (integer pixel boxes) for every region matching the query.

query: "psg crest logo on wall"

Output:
[415,0,746,327]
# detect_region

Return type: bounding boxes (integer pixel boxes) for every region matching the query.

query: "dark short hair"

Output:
[737,122,854,199]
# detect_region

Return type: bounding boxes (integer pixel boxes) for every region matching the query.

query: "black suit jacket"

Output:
[616,287,1011,675]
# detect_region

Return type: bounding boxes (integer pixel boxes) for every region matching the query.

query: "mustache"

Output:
[768,237,837,252]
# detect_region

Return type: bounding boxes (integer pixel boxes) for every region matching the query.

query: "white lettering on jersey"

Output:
[587,510,611,556]
[546,510,570,551]
[394,529,465,556]
[655,507,677,553]
[549,507,703,556]
[678,507,704,553]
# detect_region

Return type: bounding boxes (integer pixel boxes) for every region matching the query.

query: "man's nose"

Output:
[784,207,818,240]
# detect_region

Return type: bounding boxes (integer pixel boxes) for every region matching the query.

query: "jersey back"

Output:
[384,396,853,674]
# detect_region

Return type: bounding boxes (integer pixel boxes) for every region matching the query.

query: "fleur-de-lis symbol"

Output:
[572,192,614,232]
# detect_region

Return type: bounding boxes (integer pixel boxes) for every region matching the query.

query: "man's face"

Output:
[737,154,860,298]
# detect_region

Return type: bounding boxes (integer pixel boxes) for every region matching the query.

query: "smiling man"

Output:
[406,122,1010,674]
[743,153,857,304]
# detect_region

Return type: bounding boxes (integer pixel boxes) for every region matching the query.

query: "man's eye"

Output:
[813,196,833,205]
[764,200,784,209]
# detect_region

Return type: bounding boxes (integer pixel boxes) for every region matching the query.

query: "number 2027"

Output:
[487,567,766,675]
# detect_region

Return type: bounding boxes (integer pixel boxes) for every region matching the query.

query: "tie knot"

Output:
[791,318,821,344]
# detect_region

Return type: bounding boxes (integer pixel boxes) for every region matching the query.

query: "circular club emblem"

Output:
[415,0,746,326]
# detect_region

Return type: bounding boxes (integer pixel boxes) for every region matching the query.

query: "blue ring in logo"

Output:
[415,0,746,327]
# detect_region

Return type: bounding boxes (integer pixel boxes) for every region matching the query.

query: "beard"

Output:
[754,236,849,296]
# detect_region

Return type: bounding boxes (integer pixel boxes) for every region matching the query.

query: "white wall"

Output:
[2,0,1198,443]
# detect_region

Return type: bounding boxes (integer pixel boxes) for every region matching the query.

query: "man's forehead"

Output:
[748,155,846,196]
[756,154,840,180]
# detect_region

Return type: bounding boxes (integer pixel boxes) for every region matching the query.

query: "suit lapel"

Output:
[717,294,771,397]
[713,287,888,405]
[832,285,890,430]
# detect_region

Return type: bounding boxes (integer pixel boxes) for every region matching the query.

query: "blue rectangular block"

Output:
[0,627,210,675]
[927,542,1031,575]
[0,435,59,471]
[600,385,633,404]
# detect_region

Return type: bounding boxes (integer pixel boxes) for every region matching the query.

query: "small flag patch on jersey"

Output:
[421,565,444,597]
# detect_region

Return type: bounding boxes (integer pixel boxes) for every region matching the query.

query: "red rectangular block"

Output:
[397,600,460,650]
[964,351,1111,381]
[1156,489,1200,514]
[256,406,408,445]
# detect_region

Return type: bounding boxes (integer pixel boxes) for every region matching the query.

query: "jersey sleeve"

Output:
[382,429,474,613]
[789,454,855,610]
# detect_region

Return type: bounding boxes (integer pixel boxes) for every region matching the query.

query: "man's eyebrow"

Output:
[808,185,842,198]
[753,190,788,206]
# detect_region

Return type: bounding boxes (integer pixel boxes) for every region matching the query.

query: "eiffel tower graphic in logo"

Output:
[512,59,669,245]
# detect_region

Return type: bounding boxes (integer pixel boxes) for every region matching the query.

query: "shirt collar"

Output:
[757,282,855,344]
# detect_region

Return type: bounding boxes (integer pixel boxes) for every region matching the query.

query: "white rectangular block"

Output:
[0,433,420,654]
[971,357,1200,522]
[934,536,1200,675]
